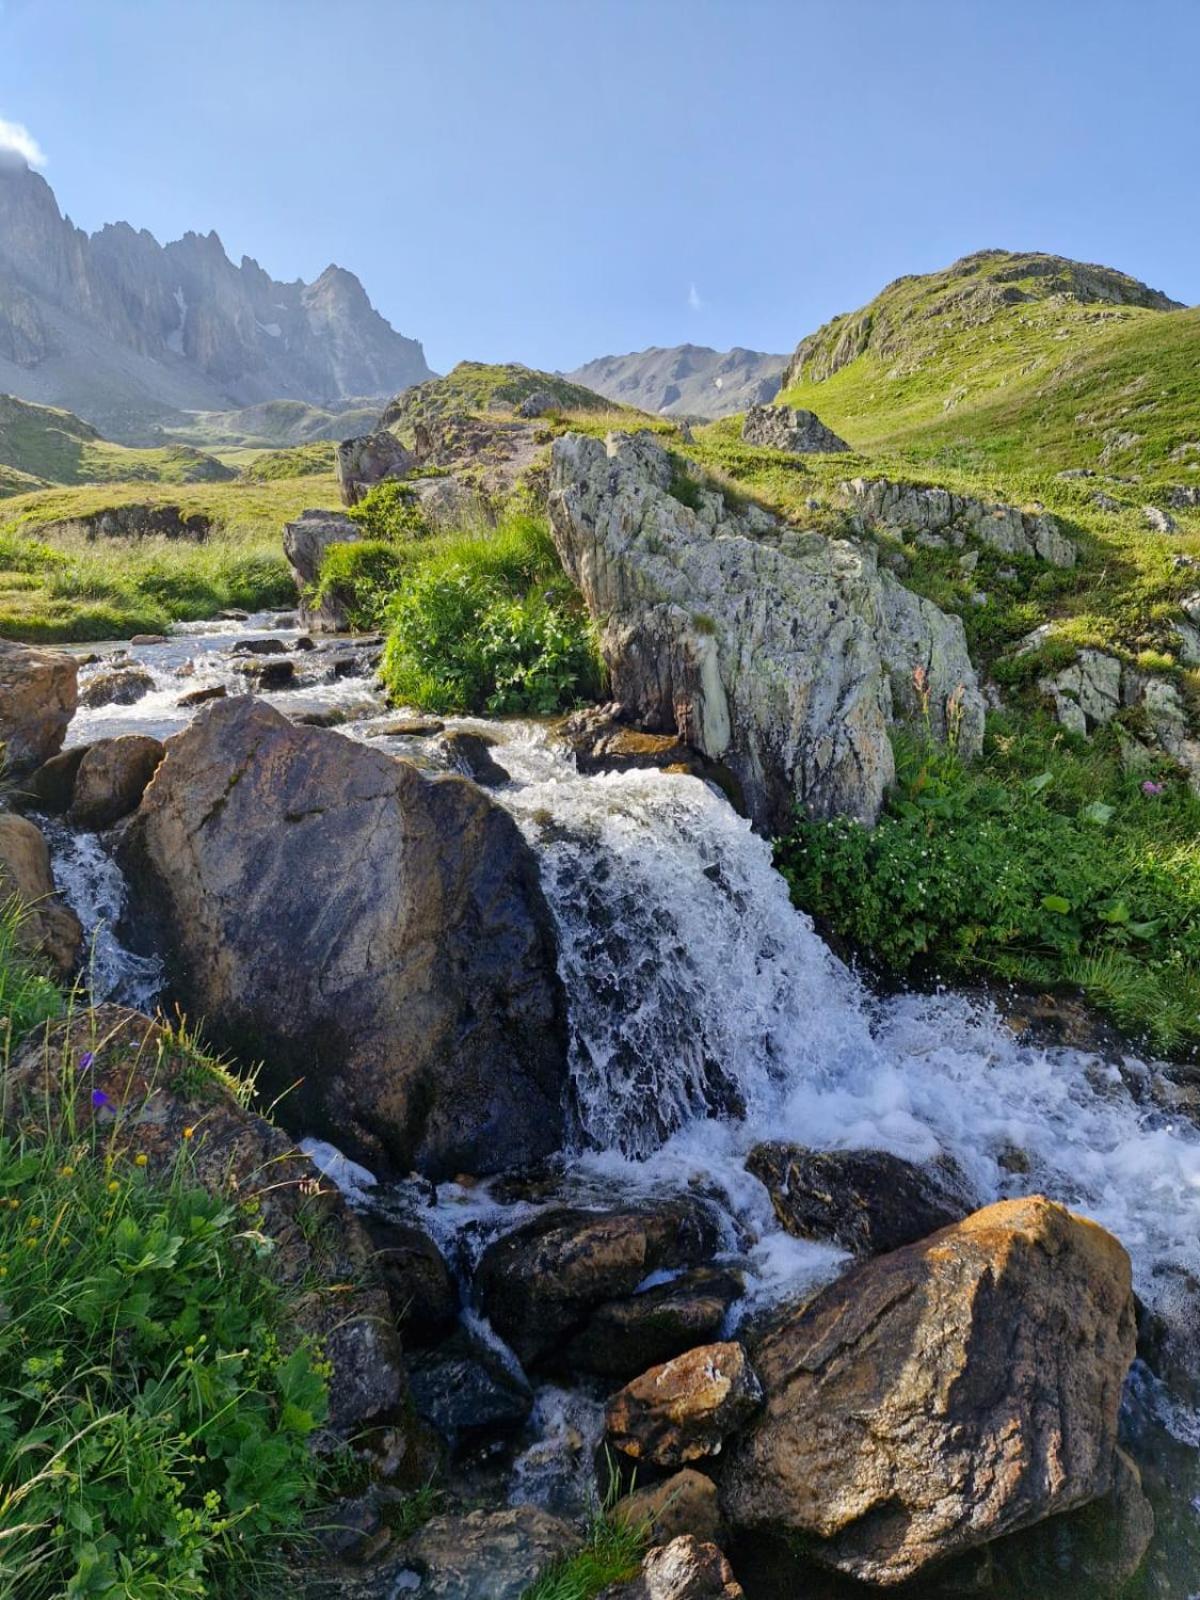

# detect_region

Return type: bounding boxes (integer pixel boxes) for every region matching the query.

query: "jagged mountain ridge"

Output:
[0,157,433,443]
[568,343,786,418]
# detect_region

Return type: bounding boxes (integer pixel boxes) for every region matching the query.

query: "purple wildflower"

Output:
[1141,780,1165,797]
[91,1089,110,1110]
[79,1051,95,1071]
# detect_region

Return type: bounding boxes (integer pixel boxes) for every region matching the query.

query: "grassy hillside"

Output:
[0,474,340,640]
[379,361,614,437]
[0,394,235,494]
[163,398,384,450]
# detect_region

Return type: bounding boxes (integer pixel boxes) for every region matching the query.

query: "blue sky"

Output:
[1,0,1197,374]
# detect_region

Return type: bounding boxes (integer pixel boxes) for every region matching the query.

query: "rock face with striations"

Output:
[720,1196,1137,1586]
[742,402,850,454]
[549,431,983,829]
[334,429,415,507]
[120,697,568,1179]
[843,476,1076,567]
[0,639,77,771]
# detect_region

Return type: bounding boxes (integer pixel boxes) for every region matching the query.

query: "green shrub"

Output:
[0,1043,329,1598]
[0,902,64,1042]
[347,480,430,542]
[777,724,1200,1053]
[309,540,412,632]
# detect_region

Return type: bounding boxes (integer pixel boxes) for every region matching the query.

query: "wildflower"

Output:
[91,1089,110,1109]
[1141,780,1165,797]
[134,1153,148,1167]
[79,1052,95,1071]
[182,1125,195,1140]
[107,1180,120,1195]
[58,1165,74,1178]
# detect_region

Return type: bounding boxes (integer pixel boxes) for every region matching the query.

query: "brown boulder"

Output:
[120,697,568,1180]
[4,1006,406,1439]
[397,1506,580,1599]
[567,1267,744,1379]
[606,1342,762,1469]
[22,744,90,813]
[720,1196,1137,1586]
[335,430,415,507]
[0,812,82,977]
[69,735,165,830]
[613,1470,724,1548]
[80,664,155,708]
[0,639,77,771]
[602,1537,744,1600]
[745,1143,970,1257]
[474,1202,720,1368]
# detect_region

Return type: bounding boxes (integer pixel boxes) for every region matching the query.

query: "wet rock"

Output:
[176,684,228,708]
[0,640,78,770]
[232,637,289,656]
[0,812,82,977]
[475,1202,721,1369]
[407,1324,532,1450]
[230,655,296,690]
[745,1143,970,1257]
[602,1536,744,1599]
[80,664,156,708]
[613,1470,724,1548]
[550,432,983,831]
[360,1215,457,1344]
[121,698,568,1180]
[367,717,446,738]
[396,1506,580,1599]
[69,734,165,830]
[5,1006,406,1440]
[606,1342,762,1469]
[844,476,1077,567]
[567,1267,745,1380]
[336,430,415,507]
[22,744,90,813]
[439,730,509,787]
[720,1196,1137,1586]
[742,403,849,454]
[560,704,707,778]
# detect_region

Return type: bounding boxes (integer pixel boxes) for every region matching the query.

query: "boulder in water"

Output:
[549,432,983,829]
[0,812,82,977]
[439,729,509,787]
[474,1202,721,1369]
[745,1143,971,1256]
[359,1215,458,1346]
[605,1341,763,1469]
[121,697,568,1180]
[407,1324,533,1452]
[80,663,156,708]
[719,1196,1137,1586]
[69,734,165,830]
[566,1266,745,1379]
[0,640,77,771]
[22,744,89,813]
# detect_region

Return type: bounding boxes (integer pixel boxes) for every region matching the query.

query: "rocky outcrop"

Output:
[745,1144,971,1256]
[396,1507,580,1600]
[39,504,214,541]
[120,697,569,1180]
[549,431,983,829]
[474,1202,720,1369]
[5,1007,407,1440]
[0,639,77,771]
[742,403,850,454]
[335,430,415,507]
[843,477,1077,567]
[720,1197,1137,1586]
[0,812,82,977]
[68,734,164,830]
[606,1341,762,1469]
[282,508,364,631]
[602,1537,744,1599]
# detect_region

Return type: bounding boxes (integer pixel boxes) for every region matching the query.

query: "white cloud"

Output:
[687,282,703,312]
[0,116,47,168]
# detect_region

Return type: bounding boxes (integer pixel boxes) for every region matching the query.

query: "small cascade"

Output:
[41,820,164,1010]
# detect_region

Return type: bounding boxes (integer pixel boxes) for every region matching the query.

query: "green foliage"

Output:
[346,480,430,542]
[238,443,336,483]
[381,362,614,440]
[310,540,410,632]
[520,1509,647,1600]
[0,901,64,1042]
[778,721,1200,1052]
[0,1053,328,1598]
[381,516,599,715]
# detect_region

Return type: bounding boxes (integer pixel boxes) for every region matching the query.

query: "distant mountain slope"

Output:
[568,344,786,418]
[162,399,385,451]
[0,158,433,443]
[0,393,233,495]
[778,249,1194,478]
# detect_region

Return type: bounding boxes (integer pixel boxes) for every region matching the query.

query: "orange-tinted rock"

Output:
[606,1342,762,1468]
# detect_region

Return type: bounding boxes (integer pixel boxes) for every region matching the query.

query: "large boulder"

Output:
[0,640,77,771]
[335,430,415,507]
[720,1197,1137,1586]
[745,1143,971,1256]
[613,1470,724,1548]
[120,697,569,1179]
[549,432,983,829]
[68,734,165,830]
[742,402,850,454]
[4,1007,407,1442]
[0,812,83,977]
[282,508,362,630]
[605,1341,762,1469]
[474,1202,721,1369]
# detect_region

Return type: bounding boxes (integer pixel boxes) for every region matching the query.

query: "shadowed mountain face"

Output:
[0,157,432,442]
[568,344,786,419]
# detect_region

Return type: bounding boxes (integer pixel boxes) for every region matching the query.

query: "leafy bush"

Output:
[0,1044,329,1598]
[0,901,63,1041]
[347,480,430,542]
[309,540,411,632]
[778,723,1200,1053]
